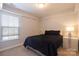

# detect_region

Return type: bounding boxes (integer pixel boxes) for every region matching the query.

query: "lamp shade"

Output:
[66,26,74,32]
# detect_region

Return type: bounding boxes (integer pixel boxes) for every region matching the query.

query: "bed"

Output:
[23,30,63,56]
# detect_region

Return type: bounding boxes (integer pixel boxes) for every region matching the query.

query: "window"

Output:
[0,13,20,41]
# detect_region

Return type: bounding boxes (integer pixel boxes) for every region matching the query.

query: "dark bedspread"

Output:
[24,35,63,56]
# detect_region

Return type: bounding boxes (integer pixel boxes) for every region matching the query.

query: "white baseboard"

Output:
[0,43,23,52]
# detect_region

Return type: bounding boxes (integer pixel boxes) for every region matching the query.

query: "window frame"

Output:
[0,10,20,42]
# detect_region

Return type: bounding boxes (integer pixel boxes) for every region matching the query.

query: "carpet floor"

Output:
[0,46,79,56]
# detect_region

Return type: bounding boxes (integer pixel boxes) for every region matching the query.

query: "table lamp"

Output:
[65,26,74,49]
[66,26,74,39]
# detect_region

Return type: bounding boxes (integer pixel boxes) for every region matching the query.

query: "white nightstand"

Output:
[63,37,79,51]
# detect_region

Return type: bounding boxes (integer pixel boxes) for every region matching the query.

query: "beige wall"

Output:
[19,17,41,43]
[75,4,79,37]
[40,10,78,37]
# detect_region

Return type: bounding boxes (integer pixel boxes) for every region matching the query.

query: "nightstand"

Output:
[63,37,79,51]
[61,37,79,55]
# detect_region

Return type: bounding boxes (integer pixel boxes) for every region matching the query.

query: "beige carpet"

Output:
[58,48,78,56]
[0,46,38,56]
[0,46,79,56]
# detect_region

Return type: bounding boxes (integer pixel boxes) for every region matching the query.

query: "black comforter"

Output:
[24,34,63,56]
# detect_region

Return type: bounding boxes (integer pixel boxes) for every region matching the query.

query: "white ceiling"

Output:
[5,3,74,18]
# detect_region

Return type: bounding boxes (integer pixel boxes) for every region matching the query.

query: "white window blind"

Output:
[0,3,2,9]
[1,15,19,27]
[0,12,20,41]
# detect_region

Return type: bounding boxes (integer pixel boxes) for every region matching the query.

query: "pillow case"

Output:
[45,30,60,35]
